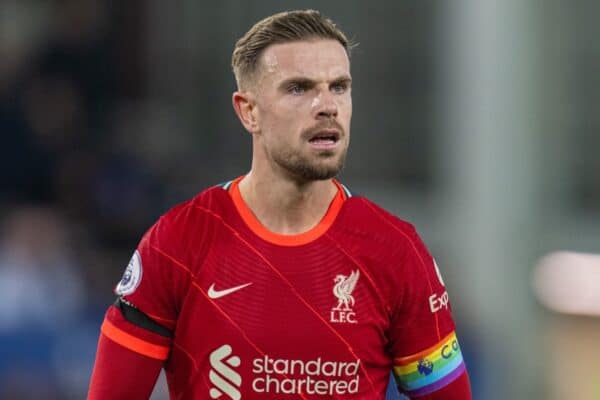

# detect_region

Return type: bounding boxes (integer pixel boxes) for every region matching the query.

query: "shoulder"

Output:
[338,194,421,245]
[332,191,438,308]
[159,183,231,222]
[332,192,436,279]
[144,182,233,244]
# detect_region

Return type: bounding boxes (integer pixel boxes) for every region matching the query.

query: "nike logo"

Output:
[207,282,252,299]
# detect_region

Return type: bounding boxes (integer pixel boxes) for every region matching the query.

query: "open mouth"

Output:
[308,130,340,147]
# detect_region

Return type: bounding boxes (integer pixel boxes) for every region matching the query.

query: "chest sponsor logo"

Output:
[330,270,360,324]
[209,344,361,397]
[208,282,253,299]
[252,355,360,396]
[209,344,241,400]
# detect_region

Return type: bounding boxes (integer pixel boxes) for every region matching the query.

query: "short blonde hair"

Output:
[232,9,354,89]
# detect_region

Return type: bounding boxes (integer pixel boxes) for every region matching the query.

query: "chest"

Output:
[165,229,397,398]
[177,240,391,357]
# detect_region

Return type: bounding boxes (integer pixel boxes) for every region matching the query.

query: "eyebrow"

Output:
[277,75,352,91]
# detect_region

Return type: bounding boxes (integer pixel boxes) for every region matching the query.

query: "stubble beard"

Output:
[272,144,348,182]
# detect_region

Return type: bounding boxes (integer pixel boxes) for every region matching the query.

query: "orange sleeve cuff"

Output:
[101,319,170,360]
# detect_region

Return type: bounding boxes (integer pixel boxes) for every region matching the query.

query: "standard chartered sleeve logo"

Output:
[209,344,241,400]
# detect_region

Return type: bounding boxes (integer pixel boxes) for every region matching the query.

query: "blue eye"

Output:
[331,83,347,94]
[288,84,305,95]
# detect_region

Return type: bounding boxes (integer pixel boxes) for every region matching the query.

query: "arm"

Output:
[88,213,187,398]
[388,224,472,399]
[87,302,173,398]
[88,333,162,399]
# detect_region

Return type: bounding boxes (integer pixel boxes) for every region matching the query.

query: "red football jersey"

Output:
[101,177,467,399]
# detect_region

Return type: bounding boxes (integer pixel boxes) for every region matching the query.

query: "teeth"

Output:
[311,138,335,144]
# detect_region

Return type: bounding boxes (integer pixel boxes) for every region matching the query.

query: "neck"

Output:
[237,170,338,235]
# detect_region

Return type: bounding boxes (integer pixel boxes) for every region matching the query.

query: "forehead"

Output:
[258,39,350,83]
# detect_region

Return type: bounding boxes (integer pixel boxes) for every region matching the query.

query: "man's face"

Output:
[251,39,352,181]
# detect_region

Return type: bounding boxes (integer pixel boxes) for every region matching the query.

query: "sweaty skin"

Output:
[263,53,280,74]
[311,92,323,109]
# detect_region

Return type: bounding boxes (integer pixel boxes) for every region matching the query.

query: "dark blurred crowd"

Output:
[0,1,167,397]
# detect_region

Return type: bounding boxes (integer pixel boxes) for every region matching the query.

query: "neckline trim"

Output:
[227,176,347,246]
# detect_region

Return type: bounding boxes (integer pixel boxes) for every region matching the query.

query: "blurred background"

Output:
[1,0,599,398]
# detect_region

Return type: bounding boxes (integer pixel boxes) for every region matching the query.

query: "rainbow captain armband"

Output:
[393,331,466,397]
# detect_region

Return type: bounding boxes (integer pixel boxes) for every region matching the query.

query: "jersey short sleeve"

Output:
[389,225,466,398]
[101,207,192,361]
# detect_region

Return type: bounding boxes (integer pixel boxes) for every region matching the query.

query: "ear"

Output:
[232,91,259,134]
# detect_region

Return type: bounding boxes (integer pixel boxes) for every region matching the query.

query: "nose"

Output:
[312,88,338,119]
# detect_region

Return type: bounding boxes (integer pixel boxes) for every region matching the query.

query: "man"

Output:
[88,10,471,399]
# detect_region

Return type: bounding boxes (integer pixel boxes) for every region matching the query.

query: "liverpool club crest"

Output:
[330,270,360,324]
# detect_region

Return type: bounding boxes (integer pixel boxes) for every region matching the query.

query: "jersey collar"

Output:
[227,176,347,246]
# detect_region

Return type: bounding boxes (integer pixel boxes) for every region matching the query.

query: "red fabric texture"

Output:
[88,333,163,399]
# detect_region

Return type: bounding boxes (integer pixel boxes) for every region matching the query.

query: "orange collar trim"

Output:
[228,176,346,246]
